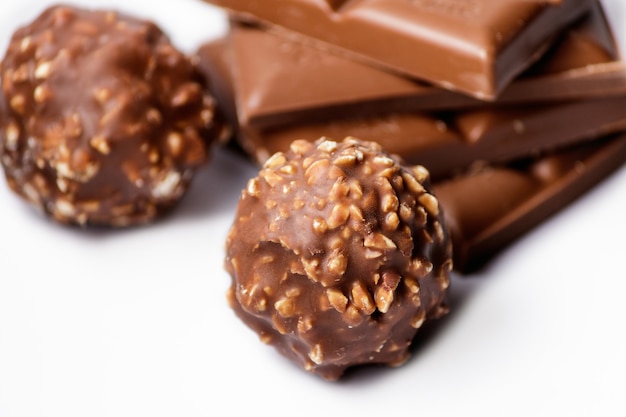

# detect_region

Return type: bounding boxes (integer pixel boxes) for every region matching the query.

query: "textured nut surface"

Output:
[225,137,452,380]
[0,5,228,226]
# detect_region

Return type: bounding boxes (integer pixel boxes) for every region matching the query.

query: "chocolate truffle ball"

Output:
[0,5,227,226]
[225,137,452,380]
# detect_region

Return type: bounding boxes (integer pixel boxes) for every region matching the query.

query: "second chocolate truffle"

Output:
[225,137,453,380]
[0,5,227,226]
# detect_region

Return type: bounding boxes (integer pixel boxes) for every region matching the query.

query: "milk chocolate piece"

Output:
[240,95,626,179]
[225,137,452,380]
[0,6,228,227]
[196,20,626,179]
[229,1,626,127]
[435,133,626,272]
[203,0,592,99]
[195,37,238,133]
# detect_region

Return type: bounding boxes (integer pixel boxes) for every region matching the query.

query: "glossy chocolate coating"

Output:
[198,5,626,179]
[225,137,452,380]
[203,0,592,99]
[0,6,227,226]
[195,38,626,179]
[435,133,626,272]
[227,1,625,127]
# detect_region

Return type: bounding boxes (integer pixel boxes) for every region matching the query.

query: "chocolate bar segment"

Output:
[434,133,626,273]
[196,37,239,132]
[242,95,626,179]
[229,1,625,127]
[203,0,592,99]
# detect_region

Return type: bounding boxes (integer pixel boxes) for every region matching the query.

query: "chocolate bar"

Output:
[240,96,626,179]
[197,37,626,179]
[434,132,626,272]
[202,0,593,99]
[228,1,626,128]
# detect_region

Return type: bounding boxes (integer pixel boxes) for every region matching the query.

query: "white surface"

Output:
[1,1,625,416]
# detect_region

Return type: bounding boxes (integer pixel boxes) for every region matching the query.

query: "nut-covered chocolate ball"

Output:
[0,5,227,226]
[225,137,452,380]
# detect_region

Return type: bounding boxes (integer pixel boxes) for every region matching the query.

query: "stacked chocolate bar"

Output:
[197,0,626,272]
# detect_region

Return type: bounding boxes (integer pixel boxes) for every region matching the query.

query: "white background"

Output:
[0,1,625,416]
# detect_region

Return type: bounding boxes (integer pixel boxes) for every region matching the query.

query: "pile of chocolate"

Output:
[2,1,626,381]
[196,0,626,272]
[196,0,626,379]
